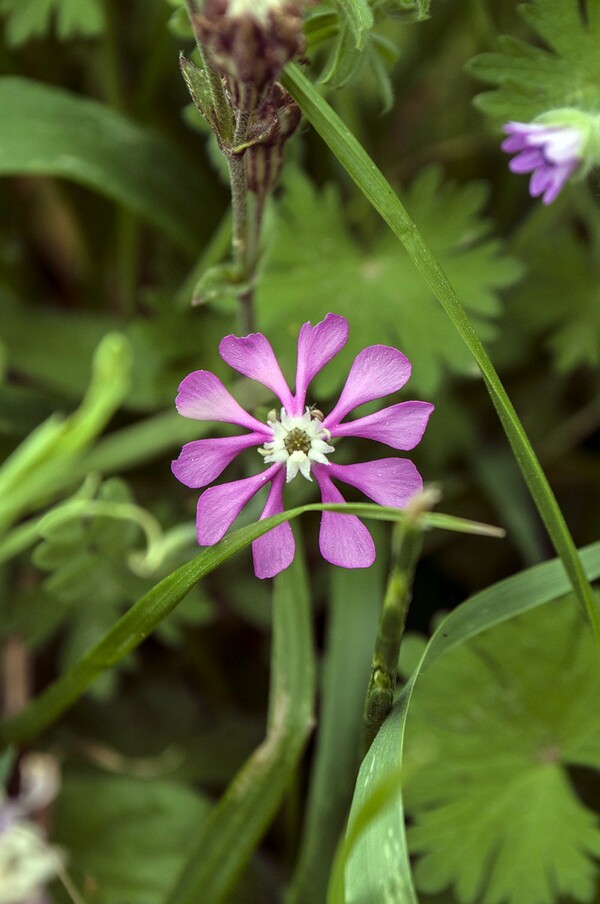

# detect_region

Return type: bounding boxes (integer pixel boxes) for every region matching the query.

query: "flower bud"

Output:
[190,0,310,109]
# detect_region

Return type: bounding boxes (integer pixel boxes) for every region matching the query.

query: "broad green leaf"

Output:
[467,0,600,122]
[0,0,104,45]
[257,167,522,395]
[341,540,600,904]
[166,549,316,904]
[404,597,600,904]
[52,772,211,904]
[0,77,217,255]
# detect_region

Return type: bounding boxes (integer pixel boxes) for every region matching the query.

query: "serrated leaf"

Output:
[468,0,600,122]
[403,597,600,904]
[0,0,104,45]
[257,167,522,395]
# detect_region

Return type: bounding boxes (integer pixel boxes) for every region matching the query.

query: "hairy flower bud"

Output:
[190,0,309,109]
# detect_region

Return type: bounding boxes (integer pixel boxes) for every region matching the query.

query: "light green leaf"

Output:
[0,77,217,254]
[468,0,600,122]
[0,0,104,45]
[404,597,600,904]
[258,167,522,395]
[341,540,600,904]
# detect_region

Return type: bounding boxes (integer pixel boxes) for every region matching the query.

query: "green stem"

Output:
[281,63,600,645]
[363,521,422,751]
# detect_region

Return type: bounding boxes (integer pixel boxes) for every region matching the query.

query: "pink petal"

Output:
[331,401,434,449]
[219,332,294,410]
[324,346,412,427]
[326,459,423,508]
[313,467,375,569]
[176,371,265,432]
[196,464,281,546]
[172,433,265,488]
[252,469,295,579]
[293,313,349,414]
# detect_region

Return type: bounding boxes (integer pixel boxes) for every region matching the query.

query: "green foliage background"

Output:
[0,1,599,903]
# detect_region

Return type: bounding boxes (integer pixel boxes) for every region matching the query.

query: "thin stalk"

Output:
[282,63,600,645]
[363,521,423,752]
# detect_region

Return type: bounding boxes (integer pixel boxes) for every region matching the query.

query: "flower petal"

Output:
[508,148,545,174]
[313,467,375,569]
[196,464,281,545]
[330,401,434,450]
[176,370,265,431]
[172,433,265,488]
[326,459,423,508]
[252,469,295,579]
[324,346,412,427]
[219,332,294,410]
[293,313,349,413]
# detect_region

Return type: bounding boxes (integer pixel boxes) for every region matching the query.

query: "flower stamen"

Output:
[259,407,334,482]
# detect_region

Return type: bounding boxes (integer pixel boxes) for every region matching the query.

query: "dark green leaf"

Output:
[0,77,217,255]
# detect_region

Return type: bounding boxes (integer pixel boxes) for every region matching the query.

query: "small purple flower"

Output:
[501,121,583,204]
[172,313,433,579]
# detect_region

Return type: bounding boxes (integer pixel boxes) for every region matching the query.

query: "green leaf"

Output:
[0,77,217,255]
[52,772,211,904]
[281,61,599,651]
[0,0,104,45]
[166,548,316,904]
[288,558,384,904]
[340,539,600,904]
[258,167,522,395]
[403,597,600,904]
[0,501,499,748]
[333,0,374,47]
[508,223,600,372]
[467,0,600,122]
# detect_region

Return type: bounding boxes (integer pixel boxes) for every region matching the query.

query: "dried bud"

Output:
[245,84,301,196]
[191,0,309,109]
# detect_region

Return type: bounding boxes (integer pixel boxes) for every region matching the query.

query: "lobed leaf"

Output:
[0,0,104,45]
[257,167,522,395]
[341,539,600,903]
[468,0,600,123]
[404,597,600,904]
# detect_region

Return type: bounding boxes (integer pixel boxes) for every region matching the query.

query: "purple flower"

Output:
[501,121,583,204]
[172,313,433,579]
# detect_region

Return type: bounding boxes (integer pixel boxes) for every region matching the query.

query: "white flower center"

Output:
[259,408,334,482]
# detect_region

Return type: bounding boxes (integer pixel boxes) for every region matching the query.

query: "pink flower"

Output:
[501,121,582,205]
[172,313,433,578]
